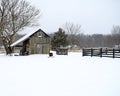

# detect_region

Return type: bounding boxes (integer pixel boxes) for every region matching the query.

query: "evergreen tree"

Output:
[51,28,68,49]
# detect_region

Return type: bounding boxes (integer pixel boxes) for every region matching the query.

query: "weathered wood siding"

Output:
[29,30,50,54]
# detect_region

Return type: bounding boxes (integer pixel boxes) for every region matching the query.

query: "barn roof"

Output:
[10,28,49,47]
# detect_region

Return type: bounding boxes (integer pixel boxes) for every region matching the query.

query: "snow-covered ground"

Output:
[0,52,120,96]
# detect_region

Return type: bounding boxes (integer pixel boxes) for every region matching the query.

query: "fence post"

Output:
[113,48,115,58]
[91,48,93,57]
[82,48,85,56]
[105,48,107,55]
[100,48,102,57]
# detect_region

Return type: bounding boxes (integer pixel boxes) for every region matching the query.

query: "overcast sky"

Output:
[26,0,120,34]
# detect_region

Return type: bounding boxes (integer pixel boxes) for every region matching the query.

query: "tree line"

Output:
[51,24,120,49]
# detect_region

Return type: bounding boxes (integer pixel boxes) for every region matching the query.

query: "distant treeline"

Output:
[49,33,120,48]
[76,33,120,48]
[49,26,120,48]
[50,24,120,48]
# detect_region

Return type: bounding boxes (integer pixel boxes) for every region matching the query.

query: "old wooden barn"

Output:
[11,28,51,55]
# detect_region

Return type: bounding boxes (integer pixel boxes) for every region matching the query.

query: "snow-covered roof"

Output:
[17,26,40,35]
[10,27,41,47]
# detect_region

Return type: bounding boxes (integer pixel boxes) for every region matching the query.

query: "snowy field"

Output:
[0,51,120,96]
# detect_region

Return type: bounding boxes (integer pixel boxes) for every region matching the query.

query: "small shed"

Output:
[11,28,51,55]
[56,48,68,55]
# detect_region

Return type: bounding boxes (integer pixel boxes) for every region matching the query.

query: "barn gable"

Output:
[11,29,51,55]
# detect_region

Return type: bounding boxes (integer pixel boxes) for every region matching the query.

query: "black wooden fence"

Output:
[82,48,120,58]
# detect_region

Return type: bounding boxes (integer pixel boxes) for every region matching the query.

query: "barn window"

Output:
[38,32,42,37]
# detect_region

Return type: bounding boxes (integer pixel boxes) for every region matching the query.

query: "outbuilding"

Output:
[11,28,51,55]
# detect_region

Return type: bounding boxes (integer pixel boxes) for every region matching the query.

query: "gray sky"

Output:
[26,0,120,34]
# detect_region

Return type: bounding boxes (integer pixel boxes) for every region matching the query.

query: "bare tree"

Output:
[112,25,120,35]
[111,25,120,46]
[0,0,41,54]
[63,22,82,46]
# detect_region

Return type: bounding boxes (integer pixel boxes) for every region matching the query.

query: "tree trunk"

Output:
[2,38,12,55]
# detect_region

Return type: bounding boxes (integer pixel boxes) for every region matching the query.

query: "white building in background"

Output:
[114,44,120,48]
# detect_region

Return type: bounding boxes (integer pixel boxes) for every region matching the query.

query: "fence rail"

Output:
[82,48,120,58]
